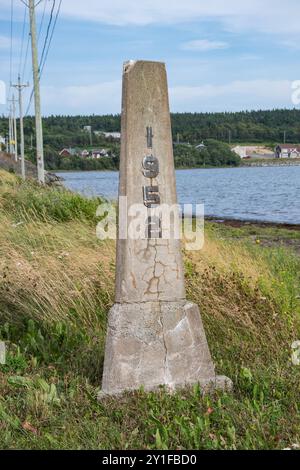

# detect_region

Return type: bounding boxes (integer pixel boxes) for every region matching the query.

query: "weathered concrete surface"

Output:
[101,301,232,395]
[116,60,185,304]
[100,61,232,396]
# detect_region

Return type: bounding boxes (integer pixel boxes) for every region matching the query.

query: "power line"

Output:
[38,0,48,41]
[25,0,62,116]
[25,0,56,115]
[23,0,47,84]
[8,95,18,162]
[39,0,62,78]
[39,0,56,75]
[18,5,28,77]
[9,0,14,90]
[21,32,31,82]
[12,76,29,180]
[21,0,48,86]
[24,87,34,116]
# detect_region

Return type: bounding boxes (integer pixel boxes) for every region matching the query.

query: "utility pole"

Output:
[12,76,29,180]
[8,104,14,154]
[8,95,18,162]
[283,130,286,144]
[28,0,45,184]
[8,105,13,154]
[13,95,18,162]
[228,130,232,145]
[85,125,93,146]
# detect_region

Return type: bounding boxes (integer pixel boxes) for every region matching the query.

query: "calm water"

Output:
[56,166,300,224]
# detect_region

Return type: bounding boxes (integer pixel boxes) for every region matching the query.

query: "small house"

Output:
[280,144,300,158]
[94,131,121,141]
[91,149,110,159]
[59,148,78,157]
[81,149,90,158]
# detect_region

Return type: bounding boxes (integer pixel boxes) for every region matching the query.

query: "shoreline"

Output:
[54,169,300,231]
[241,161,300,168]
[205,216,300,231]
[52,160,300,174]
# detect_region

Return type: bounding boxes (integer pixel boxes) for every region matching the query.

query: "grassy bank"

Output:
[241,158,300,167]
[0,169,299,450]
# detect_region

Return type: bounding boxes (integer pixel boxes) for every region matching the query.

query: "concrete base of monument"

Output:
[99,300,232,398]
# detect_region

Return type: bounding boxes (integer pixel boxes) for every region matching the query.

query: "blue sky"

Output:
[0,0,300,116]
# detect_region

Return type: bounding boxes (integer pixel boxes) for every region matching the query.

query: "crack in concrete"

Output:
[157,302,172,387]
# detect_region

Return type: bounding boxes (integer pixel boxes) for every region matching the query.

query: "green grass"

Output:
[207,220,300,240]
[0,176,103,223]
[0,170,299,450]
[241,158,300,166]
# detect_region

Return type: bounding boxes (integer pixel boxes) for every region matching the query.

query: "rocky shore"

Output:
[0,151,63,185]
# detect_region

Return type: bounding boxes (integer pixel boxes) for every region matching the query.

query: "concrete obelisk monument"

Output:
[100,61,231,396]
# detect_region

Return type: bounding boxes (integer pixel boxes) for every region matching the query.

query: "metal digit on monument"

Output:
[142,154,159,178]
[143,185,160,207]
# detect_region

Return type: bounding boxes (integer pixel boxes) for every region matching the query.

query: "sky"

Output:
[0,0,300,116]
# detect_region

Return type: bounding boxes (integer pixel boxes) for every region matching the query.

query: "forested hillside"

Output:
[171,109,300,143]
[0,109,299,170]
[1,109,300,148]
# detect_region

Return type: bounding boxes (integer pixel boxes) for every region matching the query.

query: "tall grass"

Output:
[0,173,103,223]
[0,170,299,449]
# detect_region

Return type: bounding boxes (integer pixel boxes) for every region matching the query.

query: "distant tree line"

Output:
[1,108,299,170]
[171,109,300,143]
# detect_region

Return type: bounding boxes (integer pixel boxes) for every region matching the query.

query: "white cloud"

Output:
[239,54,262,61]
[279,40,300,51]
[181,39,229,51]
[57,0,300,36]
[59,0,241,25]
[39,80,122,115]
[0,79,6,104]
[37,78,294,115]
[169,79,294,112]
[1,0,299,35]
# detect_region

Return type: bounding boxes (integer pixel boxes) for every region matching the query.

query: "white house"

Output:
[94,131,121,141]
[232,145,274,159]
[91,149,109,159]
[280,144,300,158]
